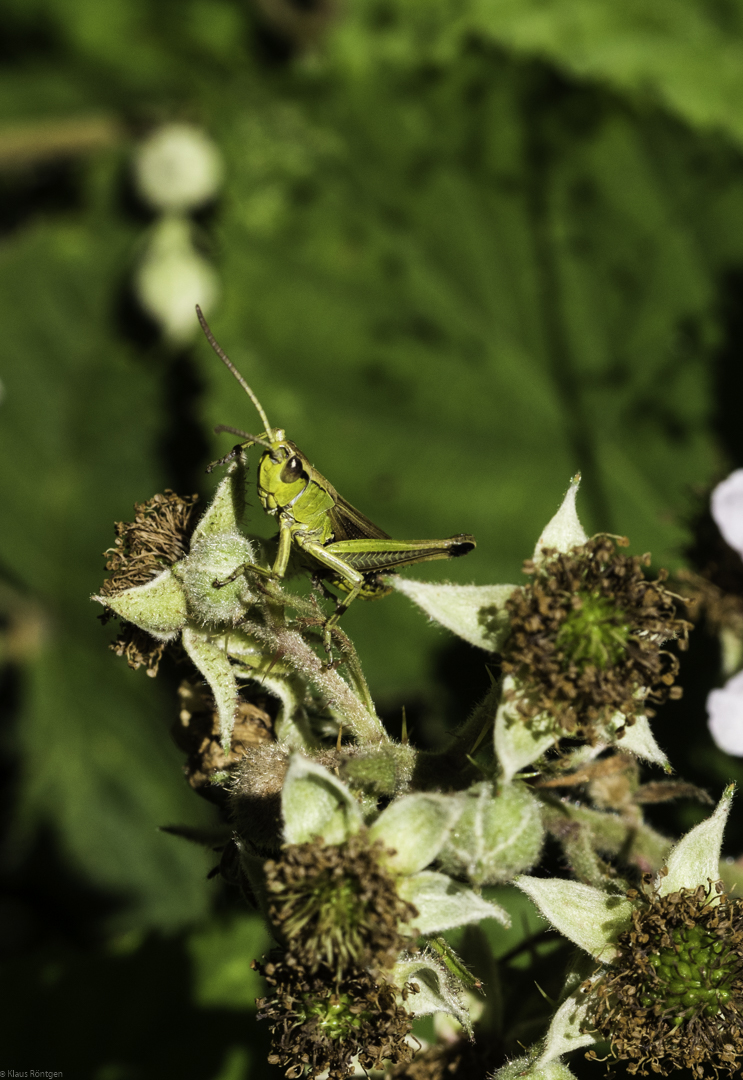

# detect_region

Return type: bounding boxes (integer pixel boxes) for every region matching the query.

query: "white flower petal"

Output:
[707,670,743,756]
[711,469,743,559]
[658,785,734,896]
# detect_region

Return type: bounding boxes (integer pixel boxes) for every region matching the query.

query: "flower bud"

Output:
[173,532,255,626]
[437,781,544,887]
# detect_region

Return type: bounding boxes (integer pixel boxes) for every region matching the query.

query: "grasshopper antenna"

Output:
[196,305,274,439]
[213,424,273,451]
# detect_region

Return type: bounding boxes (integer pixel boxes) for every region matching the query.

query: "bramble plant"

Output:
[95,415,743,1078]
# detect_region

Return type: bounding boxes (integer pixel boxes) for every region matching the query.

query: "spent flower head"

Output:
[587,876,743,1076]
[502,534,688,742]
[264,832,418,976]
[516,787,739,1078]
[255,956,416,1080]
[387,478,684,775]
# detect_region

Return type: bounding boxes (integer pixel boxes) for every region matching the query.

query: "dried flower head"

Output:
[587,877,743,1077]
[99,490,199,675]
[502,535,690,740]
[265,833,418,976]
[100,490,199,595]
[255,955,416,1079]
[172,680,273,798]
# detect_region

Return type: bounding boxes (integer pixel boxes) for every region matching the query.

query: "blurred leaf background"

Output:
[3,1,743,1076]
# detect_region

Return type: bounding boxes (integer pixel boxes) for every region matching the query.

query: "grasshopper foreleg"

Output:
[212,562,275,589]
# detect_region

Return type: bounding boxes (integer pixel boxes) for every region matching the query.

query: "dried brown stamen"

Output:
[255,955,416,1080]
[265,833,418,976]
[100,489,199,596]
[502,536,690,741]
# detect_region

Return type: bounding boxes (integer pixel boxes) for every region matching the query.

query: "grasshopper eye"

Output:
[281,456,305,484]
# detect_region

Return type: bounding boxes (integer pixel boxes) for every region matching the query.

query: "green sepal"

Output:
[515,876,633,961]
[533,475,588,564]
[340,742,416,797]
[392,950,472,1033]
[494,677,558,783]
[368,792,463,875]
[658,785,734,897]
[92,568,188,638]
[182,625,239,748]
[388,578,516,652]
[608,712,669,770]
[281,756,362,845]
[494,1054,582,1080]
[190,456,248,542]
[397,870,510,933]
[534,987,597,1067]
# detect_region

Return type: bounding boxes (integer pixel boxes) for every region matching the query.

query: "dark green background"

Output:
[2,1,743,1076]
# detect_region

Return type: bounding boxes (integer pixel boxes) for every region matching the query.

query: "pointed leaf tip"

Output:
[534,475,588,563]
[658,785,735,896]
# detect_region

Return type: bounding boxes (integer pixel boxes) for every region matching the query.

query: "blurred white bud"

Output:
[134,215,219,345]
[133,123,223,213]
[711,469,743,559]
[707,668,743,755]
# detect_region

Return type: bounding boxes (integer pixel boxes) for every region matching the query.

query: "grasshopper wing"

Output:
[327,493,391,542]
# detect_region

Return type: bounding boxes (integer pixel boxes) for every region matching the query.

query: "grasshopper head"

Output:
[257,436,310,513]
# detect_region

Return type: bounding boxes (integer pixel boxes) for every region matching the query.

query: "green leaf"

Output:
[188,912,270,1009]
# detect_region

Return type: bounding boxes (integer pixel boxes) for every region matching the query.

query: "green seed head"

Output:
[302,991,369,1040]
[644,922,737,1026]
[555,591,630,671]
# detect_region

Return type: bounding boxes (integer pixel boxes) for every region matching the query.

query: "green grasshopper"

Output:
[196,307,475,645]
